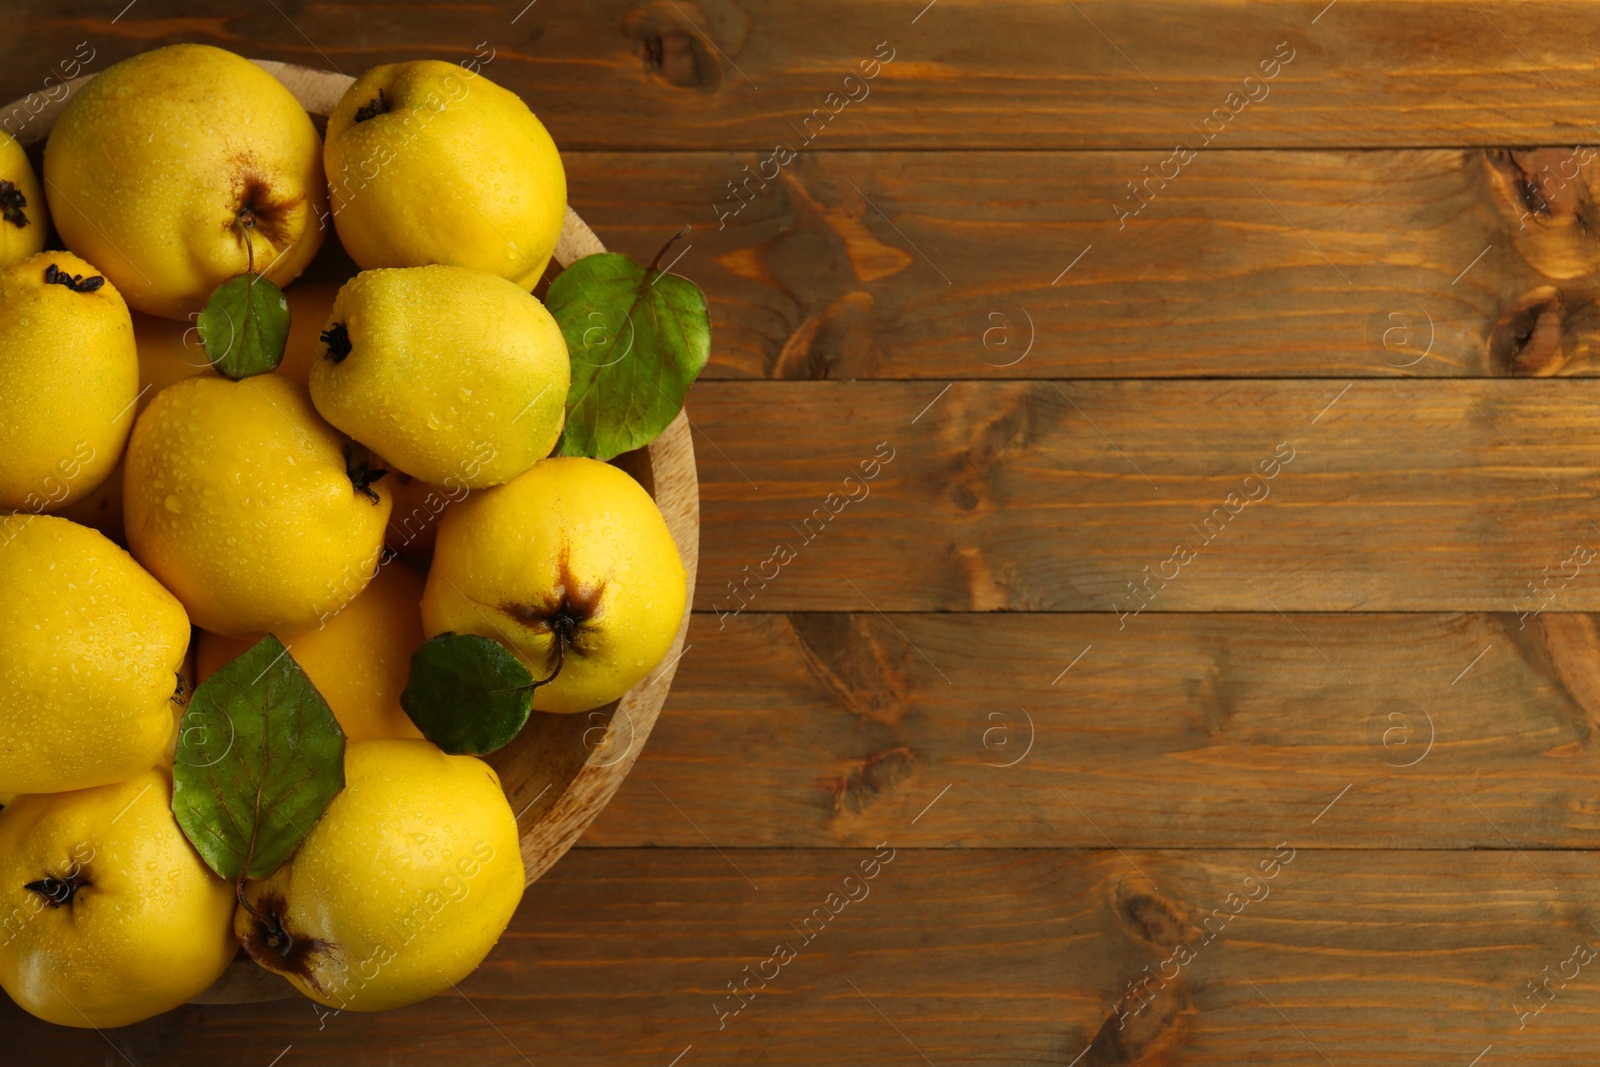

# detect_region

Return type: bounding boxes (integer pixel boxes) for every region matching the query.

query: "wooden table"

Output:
[12,0,1600,1062]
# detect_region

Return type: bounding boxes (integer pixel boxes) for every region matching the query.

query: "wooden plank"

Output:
[11,2,1600,150]
[12,847,1600,1065]
[584,610,1600,848]
[567,147,1600,379]
[688,378,1600,612]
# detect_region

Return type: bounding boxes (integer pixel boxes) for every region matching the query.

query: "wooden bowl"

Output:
[4,61,699,1004]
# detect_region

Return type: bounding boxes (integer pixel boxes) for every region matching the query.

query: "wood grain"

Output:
[583,609,1600,848]
[565,147,1600,379]
[688,378,1600,612]
[11,847,1600,1066]
[8,3,1600,1063]
[10,2,1600,150]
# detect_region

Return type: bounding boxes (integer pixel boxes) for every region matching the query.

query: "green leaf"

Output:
[197,272,290,380]
[171,635,345,882]
[548,246,710,461]
[401,633,536,755]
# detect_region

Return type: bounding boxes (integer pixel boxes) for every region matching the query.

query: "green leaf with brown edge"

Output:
[401,633,537,755]
[548,237,710,461]
[197,272,290,380]
[171,635,345,882]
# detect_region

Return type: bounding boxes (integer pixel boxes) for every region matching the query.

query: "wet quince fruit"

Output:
[422,457,686,713]
[0,771,237,1027]
[383,465,458,559]
[276,280,341,387]
[310,265,569,487]
[0,131,46,270]
[324,61,565,290]
[0,515,188,794]
[236,739,524,1012]
[197,560,426,742]
[44,44,326,319]
[52,306,218,544]
[0,252,136,511]
[123,374,391,637]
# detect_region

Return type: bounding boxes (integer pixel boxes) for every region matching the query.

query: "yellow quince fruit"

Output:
[0,515,189,794]
[276,280,341,387]
[0,251,136,511]
[197,560,426,742]
[422,457,686,713]
[52,307,218,544]
[309,265,569,487]
[0,131,45,269]
[237,739,524,1012]
[47,472,126,546]
[131,307,217,397]
[383,465,459,559]
[123,374,392,637]
[324,61,566,290]
[44,44,327,319]
[0,771,237,1027]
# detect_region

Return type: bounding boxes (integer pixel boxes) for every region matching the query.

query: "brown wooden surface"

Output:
[14,1,1600,150]
[689,379,1600,612]
[580,610,1600,850]
[11,0,1600,1063]
[12,848,1600,1066]
[538,148,1600,380]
